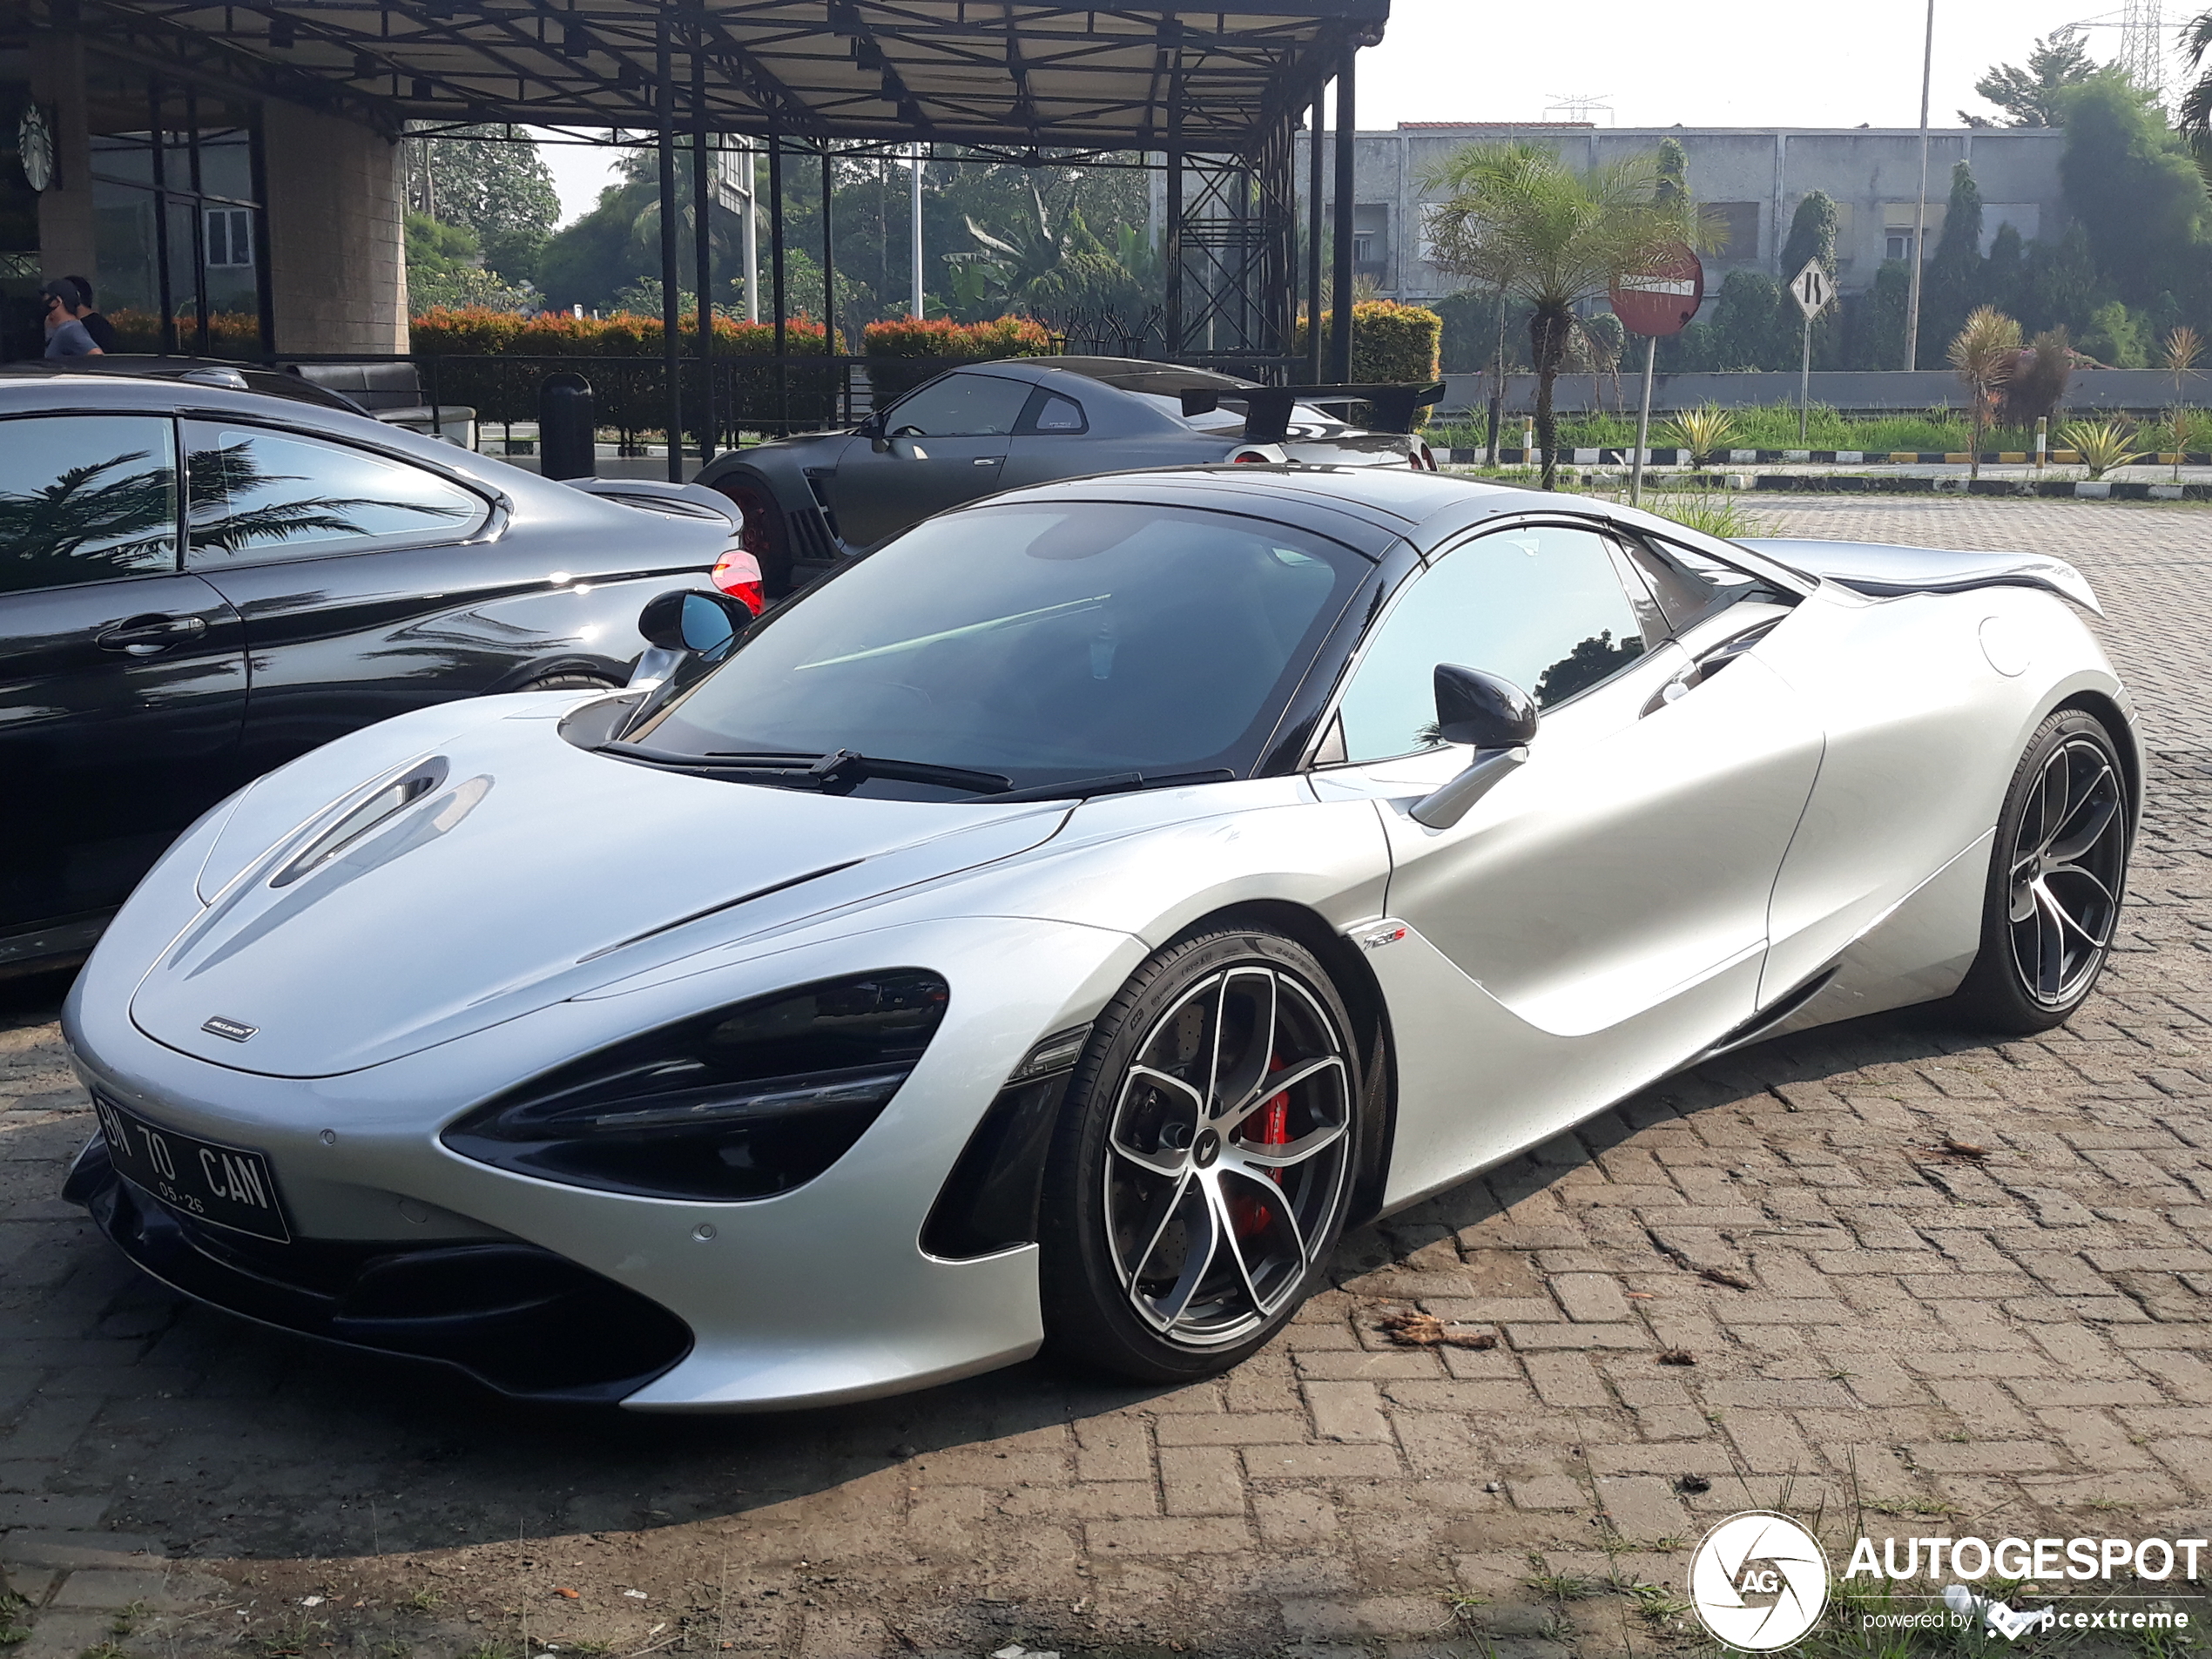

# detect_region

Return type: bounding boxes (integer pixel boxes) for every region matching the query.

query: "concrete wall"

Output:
[1438,367,2182,416]
[262,101,408,355]
[29,35,93,283]
[1297,125,2069,303]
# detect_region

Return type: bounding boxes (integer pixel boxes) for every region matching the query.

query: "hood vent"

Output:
[270,759,448,888]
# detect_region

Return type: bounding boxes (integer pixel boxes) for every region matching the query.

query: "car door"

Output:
[1309,519,1824,1202]
[179,417,499,773]
[821,371,1033,549]
[0,410,247,951]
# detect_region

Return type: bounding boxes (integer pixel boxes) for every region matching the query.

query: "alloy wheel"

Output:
[1102,964,1352,1349]
[2007,735,2128,1007]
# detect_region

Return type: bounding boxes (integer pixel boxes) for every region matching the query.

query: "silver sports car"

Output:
[64,468,2139,1410]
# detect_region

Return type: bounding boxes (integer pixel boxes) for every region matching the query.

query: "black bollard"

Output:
[539,372,596,479]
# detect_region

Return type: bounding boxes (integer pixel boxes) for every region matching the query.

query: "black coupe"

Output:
[1,368,755,974]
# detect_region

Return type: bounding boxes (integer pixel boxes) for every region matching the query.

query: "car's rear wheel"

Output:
[1039,926,1359,1382]
[1946,708,2131,1033]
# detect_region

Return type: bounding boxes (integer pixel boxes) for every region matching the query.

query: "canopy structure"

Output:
[31,0,1391,477]
[60,1,1383,153]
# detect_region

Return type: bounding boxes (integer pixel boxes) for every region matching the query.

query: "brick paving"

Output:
[3,496,2211,1659]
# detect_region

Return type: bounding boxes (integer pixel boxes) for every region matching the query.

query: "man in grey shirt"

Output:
[42,280,103,358]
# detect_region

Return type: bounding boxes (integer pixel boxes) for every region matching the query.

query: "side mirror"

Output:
[1433,664,1540,749]
[638,588,751,655]
[1411,665,1539,831]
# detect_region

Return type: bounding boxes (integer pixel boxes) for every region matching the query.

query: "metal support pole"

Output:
[739,141,759,323]
[1165,83,1184,358]
[1904,0,1934,369]
[692,46,714,464]
[1329,48,1356,385]
[1630,334,1656,506]
[819,142,838,421]
[770,125,786,428]
[1799,314,1812,444]
[655,21,684,482]
[1305,90,1324,381]
[910,143,925,318]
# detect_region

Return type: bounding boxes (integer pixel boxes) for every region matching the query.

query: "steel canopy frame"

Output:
[31,0,1386,476]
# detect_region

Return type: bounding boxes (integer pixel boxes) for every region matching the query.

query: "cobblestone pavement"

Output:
[3,497,2211,1659]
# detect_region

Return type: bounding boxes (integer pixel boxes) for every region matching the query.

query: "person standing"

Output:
[40,280,102,358]
[64,278,118,353]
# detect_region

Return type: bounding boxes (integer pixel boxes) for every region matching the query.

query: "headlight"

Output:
[441,971,948,1200]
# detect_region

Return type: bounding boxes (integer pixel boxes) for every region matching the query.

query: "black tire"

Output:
[516,671,622,694]
[1946,708,2132,1034]
[1038,924,1361,1382]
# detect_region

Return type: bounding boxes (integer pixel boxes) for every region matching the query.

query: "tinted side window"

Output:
[883,373,1033,437]
[1030,394,1086,432]
[0,415,179,595]
[183,422,485,565]
[1338,524,1649,762]
[1616,529,1777,631]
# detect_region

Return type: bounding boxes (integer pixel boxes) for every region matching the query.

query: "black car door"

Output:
[179,417,503,773]
[819,371,1035,548]
[0,410,247,949]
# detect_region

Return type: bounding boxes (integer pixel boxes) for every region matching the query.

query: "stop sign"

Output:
[1610,245,1704,337]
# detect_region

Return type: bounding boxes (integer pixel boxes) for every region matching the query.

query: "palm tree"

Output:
[1420,144,1710,489]
[1948,307,2021,480]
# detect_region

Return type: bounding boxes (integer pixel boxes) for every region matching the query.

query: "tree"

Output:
[405,125,560,284]
[1420,143,1707,489]
[1781,191,1842,366]
[404,212,529,313]
[2017,223,2101,336]
[1920,161,1986,364]
[2058,73,2209,308]
[2180,8,2212,141]
[1966,32,2099,126]
[1948,307,2020,477]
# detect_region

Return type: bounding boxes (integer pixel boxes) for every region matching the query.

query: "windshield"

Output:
[630,502,1367,795]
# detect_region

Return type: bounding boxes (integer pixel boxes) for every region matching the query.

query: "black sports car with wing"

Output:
[696,356,1444,596]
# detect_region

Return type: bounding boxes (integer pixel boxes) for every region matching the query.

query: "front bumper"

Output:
[67,900,1149,1411]
[66,1135,692,1404]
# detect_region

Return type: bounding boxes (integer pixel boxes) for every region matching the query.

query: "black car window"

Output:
[881,373,1034,438]
[632,502,1366,792]
[1029,393,1086,433]
[0,414,179,595]
[181,421,485,564]
[1336,523,1650,763]
[1615,528,1788,631]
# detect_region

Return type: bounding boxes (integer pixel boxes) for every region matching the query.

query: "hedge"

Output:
[860,314,1057,401]
[406,307,846,437]
[1292,300,1445,391]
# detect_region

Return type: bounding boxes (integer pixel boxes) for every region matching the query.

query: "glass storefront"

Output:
[85,65,270,357]
[1,55,45,360]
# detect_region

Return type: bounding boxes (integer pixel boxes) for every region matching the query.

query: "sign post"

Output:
[1788,259,1836,444]
[1609,245,1704,507]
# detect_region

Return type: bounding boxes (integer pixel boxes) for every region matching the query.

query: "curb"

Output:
[1749,474,2204,500]
[1440,447,2195,467]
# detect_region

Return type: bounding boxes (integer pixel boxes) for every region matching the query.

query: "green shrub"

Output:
[860,314,1057,401]
[408,307,844,439]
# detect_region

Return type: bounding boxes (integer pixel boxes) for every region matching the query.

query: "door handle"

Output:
[972,456,1001,466]
[96,614,209,656]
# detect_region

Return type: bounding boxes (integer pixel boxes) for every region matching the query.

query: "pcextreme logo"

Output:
[1688,1511,1831,1651]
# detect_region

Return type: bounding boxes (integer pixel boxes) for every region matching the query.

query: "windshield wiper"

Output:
[993,768,1237,803]
[599,741,1014,796]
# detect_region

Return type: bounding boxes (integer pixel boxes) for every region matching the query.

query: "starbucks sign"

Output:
[18,104,54,192]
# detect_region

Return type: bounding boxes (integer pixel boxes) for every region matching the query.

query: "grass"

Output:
[398,1588,443,1614]
[1523,1554,1602,1602]
[0,1590,28,1649]
[107,1603,150,1639]
[1430,402,2055,455]
[78,1645,130,1659]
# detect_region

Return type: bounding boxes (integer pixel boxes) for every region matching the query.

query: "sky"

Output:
[532,0,2181,226]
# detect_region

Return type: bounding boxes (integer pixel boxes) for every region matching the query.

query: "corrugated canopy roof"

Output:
[62,0,1388,154]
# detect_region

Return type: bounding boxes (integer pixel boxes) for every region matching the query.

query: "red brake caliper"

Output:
[1231,1056,1292,1239]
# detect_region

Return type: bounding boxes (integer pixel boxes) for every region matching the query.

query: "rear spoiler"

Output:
[1178,381,1447,441]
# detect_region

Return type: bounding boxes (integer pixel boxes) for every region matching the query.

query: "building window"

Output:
[1885,232,1915,263]
[1705,202,1760,261]
[78,63,269,361]
[205,206,253,268]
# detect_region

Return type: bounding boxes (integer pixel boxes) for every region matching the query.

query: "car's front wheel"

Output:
[1947,708,2133,1033]
[1039,925,1359,1382]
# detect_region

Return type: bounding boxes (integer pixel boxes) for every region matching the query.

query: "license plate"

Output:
[91,1094,292,1243]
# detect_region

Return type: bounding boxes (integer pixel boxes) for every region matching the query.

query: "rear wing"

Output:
[1178,381,1447,441]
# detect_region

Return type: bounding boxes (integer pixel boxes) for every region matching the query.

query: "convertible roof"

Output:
[71,1,1386,153]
